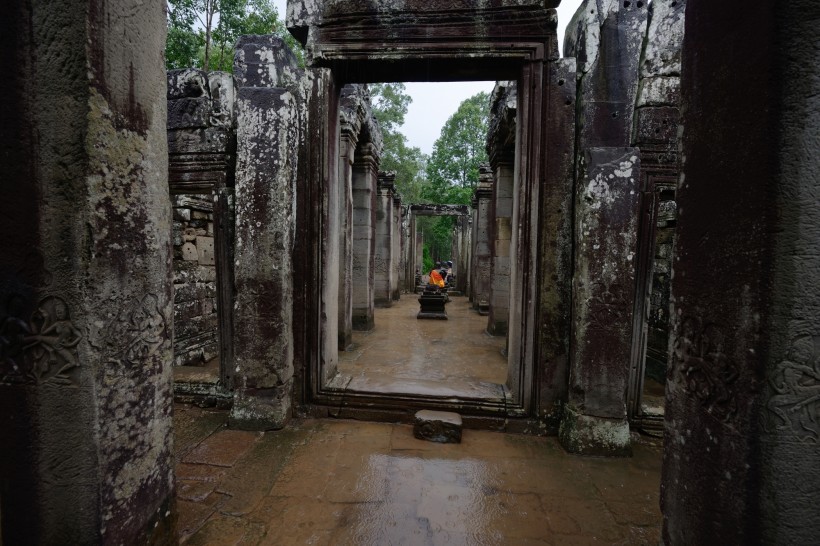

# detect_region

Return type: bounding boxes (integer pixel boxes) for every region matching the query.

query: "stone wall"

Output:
[166,68,238,380]
[172,196,219,367]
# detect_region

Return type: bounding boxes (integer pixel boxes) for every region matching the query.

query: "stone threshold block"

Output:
[414,410,463,443]
[559,405,631,457]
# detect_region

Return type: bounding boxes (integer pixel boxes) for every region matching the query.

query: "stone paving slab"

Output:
[174,403,663,545]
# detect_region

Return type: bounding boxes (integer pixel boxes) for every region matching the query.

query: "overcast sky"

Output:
[271,0,584,155]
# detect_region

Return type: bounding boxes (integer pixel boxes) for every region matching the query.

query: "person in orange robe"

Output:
[429,262,445,288]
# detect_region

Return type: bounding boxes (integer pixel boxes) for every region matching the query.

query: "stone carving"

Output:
[103,294,168,370]
[373,256,388,274]
[766,335,820,442]
[672,317,739,422]
[586,281,627,331]
[1,295,82,386]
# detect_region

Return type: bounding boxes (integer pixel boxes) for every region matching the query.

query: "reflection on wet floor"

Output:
[175,404,663,545]
[336,296,508,398]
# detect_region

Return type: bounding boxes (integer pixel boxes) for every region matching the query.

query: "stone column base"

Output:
[229,381,292,430]
[559,405,632,457]
[352,314,374,331]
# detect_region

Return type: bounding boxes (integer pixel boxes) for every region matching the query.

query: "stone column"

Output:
[560,148,641,456]
[662,1,820,543]
[537,58,577,432]
[374,172,395,307]
[565,0,648,152]
[0,0,174,542]
[230,36,300,430]
[351,143,379,330]
[391,194,403,301]
[487,158,514,335]
[455,216,471,294]
[472,166,494,312]
[337,121,357,350]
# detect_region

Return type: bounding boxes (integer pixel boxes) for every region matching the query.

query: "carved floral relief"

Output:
[1,295,82,386]
[672,317,739,423]
[766,335,820,443]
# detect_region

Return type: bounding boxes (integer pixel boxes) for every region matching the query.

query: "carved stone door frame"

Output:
[292,3,569,426]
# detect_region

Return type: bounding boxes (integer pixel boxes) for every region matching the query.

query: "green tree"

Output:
[166,0,302,72]
[423,92,490,205]
[368,84,428,203]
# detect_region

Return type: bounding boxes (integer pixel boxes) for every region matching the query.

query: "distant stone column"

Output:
[560,148,641,456]
[662,1,820,543]
[0,0,174,542]
[337,116,357,350]
[471,166,494,312]
[374,172,395,307]
[455,216,471,294]
[391,194,403,301]
[352,143,379,330]
[487,157,514,335]
[230,36,300,430]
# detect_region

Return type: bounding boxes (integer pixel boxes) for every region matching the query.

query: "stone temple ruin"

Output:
[1,0,818,543]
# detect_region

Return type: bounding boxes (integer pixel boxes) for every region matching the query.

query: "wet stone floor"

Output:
[335,295,508,399]
[175,404,663,545]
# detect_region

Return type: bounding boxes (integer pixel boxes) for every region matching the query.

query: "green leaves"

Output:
[368,83,427,204]
[165,0,303,72]
[424,92,489,205]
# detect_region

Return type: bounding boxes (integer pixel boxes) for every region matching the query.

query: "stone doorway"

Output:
[292,3,575,430]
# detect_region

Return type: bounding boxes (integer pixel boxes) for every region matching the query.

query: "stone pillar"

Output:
[565,0,648,152]
[374,172,395,307]
[662,1,820,543]
[404,210,415,292]
[0,0,174,542]
[455,216,471,294]
[487,158,514,335]
[471,166,494,311]
[337,115,357,350]
[391,194,403,301]
[230,36,300,430]
[560,148,641,456]
[352,143,379,330]
[537,58,577,432]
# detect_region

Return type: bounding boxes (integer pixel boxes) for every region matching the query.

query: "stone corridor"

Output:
[175,404,663,545]
[336,295,507,399]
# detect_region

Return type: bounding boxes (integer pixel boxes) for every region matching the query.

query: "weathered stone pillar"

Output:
[0,0,174,542]
[404,209,416,292]
[471,166,494,312]
[537,58,577,432]
[565,0,648,153]
[488,157,514,335]
[374,172,395,307]
[455,216,471,295]
[352,143,379,330]
[662,1,820,543]
[230,36,300,430]
[560,148,641,456]
[337,101,358,350]
[391,194,403,301]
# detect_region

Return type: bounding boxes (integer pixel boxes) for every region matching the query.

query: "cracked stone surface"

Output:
[174,403,663,544]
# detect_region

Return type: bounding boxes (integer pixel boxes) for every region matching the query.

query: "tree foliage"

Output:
[368,83,428,203]
[423,92,490,205]
[166,0,303,72]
